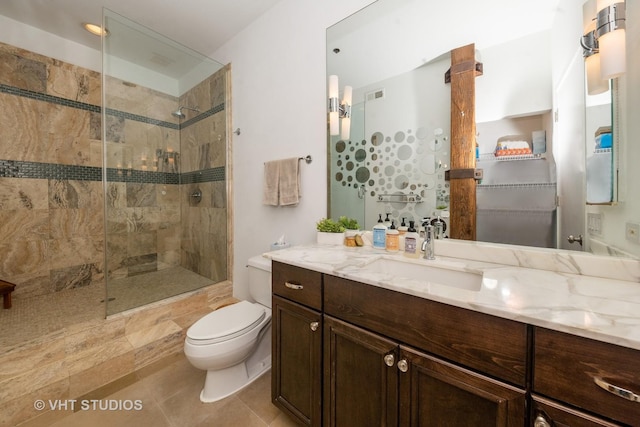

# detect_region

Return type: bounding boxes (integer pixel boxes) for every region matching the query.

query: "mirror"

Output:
[327,0,638,258]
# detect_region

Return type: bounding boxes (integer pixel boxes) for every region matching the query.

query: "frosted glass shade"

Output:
[599,28,626,79]
[586,54,609,95]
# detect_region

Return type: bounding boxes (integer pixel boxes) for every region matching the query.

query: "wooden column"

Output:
[448,44,480,241]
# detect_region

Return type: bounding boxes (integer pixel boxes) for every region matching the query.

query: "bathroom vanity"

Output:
[269,243,640,426]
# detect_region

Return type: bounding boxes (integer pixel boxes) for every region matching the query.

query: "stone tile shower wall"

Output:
[178,72,228,282]
[0,40,228,300]
[0,42,104,299]
[104,64,228,284]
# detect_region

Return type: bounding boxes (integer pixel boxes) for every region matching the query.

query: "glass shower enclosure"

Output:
[102,9,229,315]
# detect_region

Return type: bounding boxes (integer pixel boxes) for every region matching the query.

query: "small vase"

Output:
[316,231,346,245]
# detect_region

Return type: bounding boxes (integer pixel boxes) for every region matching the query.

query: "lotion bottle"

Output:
[403,220,420,258]
[385,220,399,252]
[373,214,387,249]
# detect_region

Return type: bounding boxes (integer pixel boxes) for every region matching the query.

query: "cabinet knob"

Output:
[533,415,551,427]
[310,321,319,332]
[384,354,395,367]
[397,359,408,373]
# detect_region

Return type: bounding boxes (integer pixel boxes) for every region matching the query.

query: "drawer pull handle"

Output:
[594,377,640,402]
[284,281,303,290]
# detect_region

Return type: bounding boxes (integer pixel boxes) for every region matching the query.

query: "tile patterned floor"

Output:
[19,353,299,427]
[0,267,215,349]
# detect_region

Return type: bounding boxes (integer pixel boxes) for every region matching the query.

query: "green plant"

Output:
[338,216,360,230]
[316,218,345,233]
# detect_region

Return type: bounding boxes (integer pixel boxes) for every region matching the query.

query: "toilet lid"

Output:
[187,300,266,342]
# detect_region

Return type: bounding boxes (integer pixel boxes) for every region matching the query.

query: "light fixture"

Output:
[581,0,609,95]
[83,23,109,37]
[328,75,352,140]
[596,0,625,79]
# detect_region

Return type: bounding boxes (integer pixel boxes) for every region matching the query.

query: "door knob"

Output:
[310,322,319,331]
[567,234,583,245]
[397,359,408,373]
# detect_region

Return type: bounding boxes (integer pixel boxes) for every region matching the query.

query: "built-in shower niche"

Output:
[103,9,229,315]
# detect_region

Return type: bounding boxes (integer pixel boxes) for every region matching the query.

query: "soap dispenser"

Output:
[398,217,408,235]
[373,214,387,249]
[383,213,392,228]
[404,221,420,258]
[385,220,399,252]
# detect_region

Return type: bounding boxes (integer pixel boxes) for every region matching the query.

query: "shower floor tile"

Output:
[0,267,215,350]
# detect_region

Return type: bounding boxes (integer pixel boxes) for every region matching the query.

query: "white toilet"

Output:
[184,255,272,403]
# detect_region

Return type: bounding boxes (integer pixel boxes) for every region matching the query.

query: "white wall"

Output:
[0,14,100,72]
[212,0,375,300]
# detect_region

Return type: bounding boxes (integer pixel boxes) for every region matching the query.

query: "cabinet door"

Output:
[272,295,322,427]
[399,346,526,427]
[324,316,399,427]
[531,396,622,427]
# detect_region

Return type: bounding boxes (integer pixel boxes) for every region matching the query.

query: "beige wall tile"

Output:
[1,378,70,427]
[0,359,68,403]
[69,351,135,397]
[0,334,66,382]
[124,305,172,335]
[0,178,49,210]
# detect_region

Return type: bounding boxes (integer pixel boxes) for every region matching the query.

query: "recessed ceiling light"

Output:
[83,23,109,37]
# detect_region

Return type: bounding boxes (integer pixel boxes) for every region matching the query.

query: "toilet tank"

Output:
[247,255,272,308]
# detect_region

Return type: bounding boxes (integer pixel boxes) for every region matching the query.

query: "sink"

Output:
[358,258,483,291]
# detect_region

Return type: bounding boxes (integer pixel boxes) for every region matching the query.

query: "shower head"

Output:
[172,105,200,119]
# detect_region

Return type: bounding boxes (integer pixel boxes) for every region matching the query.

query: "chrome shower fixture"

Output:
[172,105,200,119]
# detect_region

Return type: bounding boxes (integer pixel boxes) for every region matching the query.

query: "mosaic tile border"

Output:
[0,84,226,184]
[0,160,225,184]
[181,167,225,184]
[0,83,100,112]
[0,83,224,131]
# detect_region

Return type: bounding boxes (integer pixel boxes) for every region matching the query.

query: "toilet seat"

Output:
[186,301,266,345]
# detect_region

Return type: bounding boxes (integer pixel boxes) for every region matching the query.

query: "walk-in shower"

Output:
[103,10,230,315]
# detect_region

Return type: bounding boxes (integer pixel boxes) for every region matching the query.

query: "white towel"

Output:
[263,157,301,206]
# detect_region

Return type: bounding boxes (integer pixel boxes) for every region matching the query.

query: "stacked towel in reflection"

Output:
[495,136,532,156]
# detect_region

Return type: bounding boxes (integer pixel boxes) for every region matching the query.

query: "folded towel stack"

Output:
[495,135,532,156]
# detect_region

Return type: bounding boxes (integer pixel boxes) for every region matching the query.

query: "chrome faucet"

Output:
[421,224,435,260]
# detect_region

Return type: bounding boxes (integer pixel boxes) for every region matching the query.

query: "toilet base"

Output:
[200,353,271,403]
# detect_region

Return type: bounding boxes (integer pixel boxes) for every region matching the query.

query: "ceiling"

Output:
[0,0,282,58]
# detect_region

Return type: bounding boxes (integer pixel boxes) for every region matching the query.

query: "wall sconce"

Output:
[582,0,626,88]
[328,75,352,140]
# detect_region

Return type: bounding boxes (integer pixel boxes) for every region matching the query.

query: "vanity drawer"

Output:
[324,274,528,387]
[534,327,640,426]
[272,261,322,310]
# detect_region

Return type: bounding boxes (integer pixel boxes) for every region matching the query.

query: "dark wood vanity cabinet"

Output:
[323,275,527,426]
[272,262,323,426]
[533,327,640,426]
[323,316,399,426]
[272,261,640,427]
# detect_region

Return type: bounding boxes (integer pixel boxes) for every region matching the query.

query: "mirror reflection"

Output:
[327,0,638,258]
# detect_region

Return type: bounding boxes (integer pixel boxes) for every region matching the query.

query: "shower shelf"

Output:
[377,193,423,203]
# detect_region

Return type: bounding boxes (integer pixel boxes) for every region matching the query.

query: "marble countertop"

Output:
[264,242,640,351]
